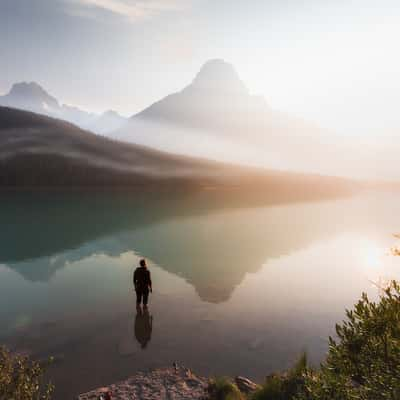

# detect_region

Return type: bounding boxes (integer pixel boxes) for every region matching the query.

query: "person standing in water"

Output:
[133,259,152,307]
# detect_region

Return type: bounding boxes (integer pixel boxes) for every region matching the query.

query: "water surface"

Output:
[1,191,399,399]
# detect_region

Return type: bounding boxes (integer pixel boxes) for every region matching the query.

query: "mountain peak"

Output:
[102,109,122,118]
[10,81,49,96]
[190,59,248,95]
[7,81,59,109]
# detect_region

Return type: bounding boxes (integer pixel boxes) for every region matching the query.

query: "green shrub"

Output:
[251,280,400,400]
[251,353,308,400]
[298,280,400,400]
[208,377,244,400]
[0,346,53,400]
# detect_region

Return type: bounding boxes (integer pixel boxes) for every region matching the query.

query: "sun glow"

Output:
[355,239,393,288]
[361,242,383,269]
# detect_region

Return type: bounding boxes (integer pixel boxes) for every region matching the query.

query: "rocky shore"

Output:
[77,366,259,400]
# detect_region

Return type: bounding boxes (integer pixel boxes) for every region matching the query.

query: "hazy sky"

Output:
[1,0,400,138]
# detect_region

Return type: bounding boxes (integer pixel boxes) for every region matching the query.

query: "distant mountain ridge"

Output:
[114,59,343,177]
[134,59,268,129]
[2,60,385,180]
[0,106,357,198]
[0,82,126,134]
[1,82,60,114]
[88,109,127,135]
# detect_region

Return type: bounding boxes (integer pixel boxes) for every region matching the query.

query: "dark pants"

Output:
[136,289,149,305]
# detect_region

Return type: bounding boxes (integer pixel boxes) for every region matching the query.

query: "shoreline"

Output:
[77,366,259,400]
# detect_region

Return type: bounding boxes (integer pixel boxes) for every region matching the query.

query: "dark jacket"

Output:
[133,266,152,291]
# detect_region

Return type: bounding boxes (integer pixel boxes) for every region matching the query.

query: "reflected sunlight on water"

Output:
[1,191,400,399]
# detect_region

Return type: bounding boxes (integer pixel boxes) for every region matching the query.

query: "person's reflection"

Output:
[134,305,153,349]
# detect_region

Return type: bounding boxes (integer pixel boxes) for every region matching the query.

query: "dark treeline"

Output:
[0,153,183,187]
[0,106,362,196]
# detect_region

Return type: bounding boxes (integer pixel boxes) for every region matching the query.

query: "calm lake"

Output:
[1,190,400,399]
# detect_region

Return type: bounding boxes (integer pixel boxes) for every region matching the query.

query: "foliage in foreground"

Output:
[297,280,400,400]
[208,377,244,400]
[243,280,400,400]
[0,346,53,400]
[251,353,308,400]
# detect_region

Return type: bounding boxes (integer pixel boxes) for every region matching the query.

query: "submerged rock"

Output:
[235,376,259,394]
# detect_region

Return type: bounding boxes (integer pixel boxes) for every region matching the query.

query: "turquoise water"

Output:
[1,191,399,399]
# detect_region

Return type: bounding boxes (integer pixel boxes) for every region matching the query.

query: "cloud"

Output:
[72,0,187,22]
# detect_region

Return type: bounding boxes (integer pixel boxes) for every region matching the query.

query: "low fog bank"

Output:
[2,60,398,182]
[113,117,399,182]
[109,59,399,182]
[0,106,360,201]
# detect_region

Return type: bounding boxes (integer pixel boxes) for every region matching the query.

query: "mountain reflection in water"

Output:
[1,190,353,302]
[1,190,400,400]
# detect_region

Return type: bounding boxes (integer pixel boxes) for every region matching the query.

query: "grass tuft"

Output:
[208,376,244,400]
[251,352,309,400]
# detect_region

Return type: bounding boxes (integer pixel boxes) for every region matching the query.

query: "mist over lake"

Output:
[1,191,399,399]
[2,2,400,398]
